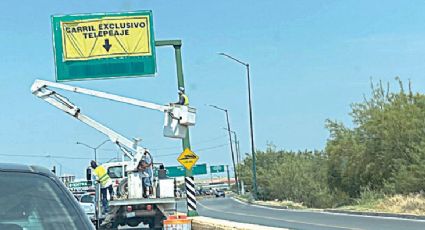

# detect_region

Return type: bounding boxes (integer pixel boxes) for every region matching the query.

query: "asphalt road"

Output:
[177,197,425,230]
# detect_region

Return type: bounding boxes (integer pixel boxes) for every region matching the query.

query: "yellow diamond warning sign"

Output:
[60,16,152,61]
[177,148,199,170]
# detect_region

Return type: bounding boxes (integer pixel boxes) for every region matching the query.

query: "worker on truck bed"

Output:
[91,160,114,214]
[137,150,153,198]
[176,87,189,106]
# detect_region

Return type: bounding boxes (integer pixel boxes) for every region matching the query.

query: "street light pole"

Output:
[218,52,258,199]
[76,139,110,162]
[208,104,239,194]
[223,128,240,165]
[222,127,242,193]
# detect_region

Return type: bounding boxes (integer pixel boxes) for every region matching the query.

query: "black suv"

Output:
[0,163,94,230]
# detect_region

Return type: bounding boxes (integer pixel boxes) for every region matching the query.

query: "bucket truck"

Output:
[31,79,196,229]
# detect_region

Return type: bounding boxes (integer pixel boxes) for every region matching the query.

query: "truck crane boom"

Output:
[30,79,196,164]
[30,80,150,161]
[31,79,170,112]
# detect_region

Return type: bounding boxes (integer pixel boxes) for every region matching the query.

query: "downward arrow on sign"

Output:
[103,39,112,52]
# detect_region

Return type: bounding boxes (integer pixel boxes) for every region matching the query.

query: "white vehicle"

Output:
[79,193,96,222]
[31,80,196,229]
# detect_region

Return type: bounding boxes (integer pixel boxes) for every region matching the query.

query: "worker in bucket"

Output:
[91,160,115,214]
[177,87,189,106]
[137,150,153,198]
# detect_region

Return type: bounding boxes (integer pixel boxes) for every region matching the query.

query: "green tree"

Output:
[326,79,425,195]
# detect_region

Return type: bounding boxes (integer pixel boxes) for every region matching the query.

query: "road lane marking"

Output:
[231,197,425,223]
[198,200,359,230]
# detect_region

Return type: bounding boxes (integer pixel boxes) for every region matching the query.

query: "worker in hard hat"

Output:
[91,160,114,214]
[177,87,189,106]
[137,150,153,198]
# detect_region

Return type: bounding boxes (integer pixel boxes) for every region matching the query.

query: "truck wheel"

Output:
[117,178,128,196]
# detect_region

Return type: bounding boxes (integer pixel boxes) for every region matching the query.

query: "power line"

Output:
[0,141,229,161]
[155,143,229,158]
[0,153,110,160]
[149,135,228,151]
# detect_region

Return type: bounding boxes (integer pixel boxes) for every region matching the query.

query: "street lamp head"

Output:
[217,52,248,66]
[207,104,227,112]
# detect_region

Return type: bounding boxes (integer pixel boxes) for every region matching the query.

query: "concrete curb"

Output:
[324,209,425,220]
[232,196,289,210]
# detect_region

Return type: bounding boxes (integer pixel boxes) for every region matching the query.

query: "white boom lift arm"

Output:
[30,79,195,170]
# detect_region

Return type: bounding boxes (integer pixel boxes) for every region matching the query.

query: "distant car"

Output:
[215,190,225,197]
[0,163,94,230]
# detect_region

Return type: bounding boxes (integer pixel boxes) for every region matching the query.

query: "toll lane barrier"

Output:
[191,216,287,230]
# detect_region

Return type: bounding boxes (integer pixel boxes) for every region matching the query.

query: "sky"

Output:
[2,0,425,178]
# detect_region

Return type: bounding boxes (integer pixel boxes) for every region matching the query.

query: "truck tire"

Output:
[117,178,128,196]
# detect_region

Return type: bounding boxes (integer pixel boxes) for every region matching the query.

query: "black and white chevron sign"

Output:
[185,176,196,211]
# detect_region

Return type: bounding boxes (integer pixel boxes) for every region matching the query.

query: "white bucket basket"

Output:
[163,105,196,139]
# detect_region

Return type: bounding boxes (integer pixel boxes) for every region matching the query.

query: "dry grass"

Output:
[374,194,425,215]
[340,193,425,216]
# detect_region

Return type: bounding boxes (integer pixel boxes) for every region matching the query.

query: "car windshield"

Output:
[80,195,94,204]
[0,171,89,230]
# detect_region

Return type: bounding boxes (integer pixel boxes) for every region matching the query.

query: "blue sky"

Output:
[2,0,425,177]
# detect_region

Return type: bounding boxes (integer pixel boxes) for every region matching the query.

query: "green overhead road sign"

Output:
[164,164,207,177]
[210,165,225,173]
[51,10,156,81]
[68,181,92,188]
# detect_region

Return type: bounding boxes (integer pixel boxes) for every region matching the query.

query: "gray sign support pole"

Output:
[95,182,101,229]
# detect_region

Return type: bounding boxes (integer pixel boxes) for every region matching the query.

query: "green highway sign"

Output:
[51,10,156,81]
[192,163,207,175]
[68,181,92,188]
[164,163,207,177]
[210,165,225,173]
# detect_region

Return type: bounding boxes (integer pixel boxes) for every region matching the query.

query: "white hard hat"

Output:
[178,87,185,92]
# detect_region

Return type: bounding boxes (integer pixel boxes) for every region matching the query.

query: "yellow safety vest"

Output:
[94,165,111,187]
[182,94,189,106]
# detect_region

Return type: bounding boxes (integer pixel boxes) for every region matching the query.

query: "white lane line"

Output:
[198,200,359,230]
[231,197,425,223]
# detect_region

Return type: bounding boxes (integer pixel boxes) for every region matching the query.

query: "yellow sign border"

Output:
[60,16,152,61]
